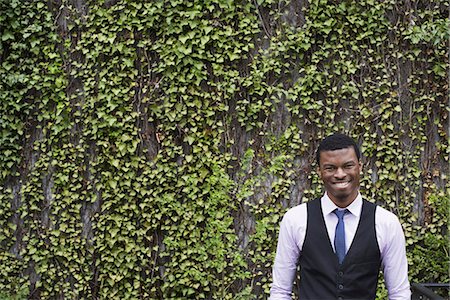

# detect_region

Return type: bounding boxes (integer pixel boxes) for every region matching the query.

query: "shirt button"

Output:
[338,284,344,290]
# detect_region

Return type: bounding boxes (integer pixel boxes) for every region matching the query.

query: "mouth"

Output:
[333,181,351,189]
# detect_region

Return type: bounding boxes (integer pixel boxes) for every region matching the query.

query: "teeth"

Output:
[335,182,350,188]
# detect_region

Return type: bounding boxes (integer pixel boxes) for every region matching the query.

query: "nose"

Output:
[334,167,346,179]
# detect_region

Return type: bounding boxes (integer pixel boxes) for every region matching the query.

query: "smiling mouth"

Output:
[333,181,351,188]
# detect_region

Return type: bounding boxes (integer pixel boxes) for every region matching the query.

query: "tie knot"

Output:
[333,209,348,220]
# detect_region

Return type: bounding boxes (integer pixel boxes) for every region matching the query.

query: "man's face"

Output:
[317,147,362,207]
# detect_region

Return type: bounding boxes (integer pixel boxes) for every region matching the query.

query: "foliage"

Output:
[408,192,449,283]
[0,0,448,299]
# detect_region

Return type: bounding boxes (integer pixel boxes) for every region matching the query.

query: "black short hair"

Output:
[316,133,361,166]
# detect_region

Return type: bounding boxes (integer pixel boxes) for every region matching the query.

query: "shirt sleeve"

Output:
[377,208,411,300]
[269,206,306,300]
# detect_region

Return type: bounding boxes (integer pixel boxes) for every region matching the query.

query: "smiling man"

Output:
[270,133,410,300]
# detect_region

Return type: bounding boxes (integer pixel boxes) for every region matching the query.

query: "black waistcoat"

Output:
[298,198,381,300]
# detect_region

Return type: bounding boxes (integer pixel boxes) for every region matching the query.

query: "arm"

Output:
[379,212,411,300]
[270,207,305,300]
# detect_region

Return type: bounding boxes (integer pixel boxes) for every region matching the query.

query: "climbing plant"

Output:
[0,0,448,299]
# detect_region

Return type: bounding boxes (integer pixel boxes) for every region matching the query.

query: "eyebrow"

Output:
[322,161,357,168]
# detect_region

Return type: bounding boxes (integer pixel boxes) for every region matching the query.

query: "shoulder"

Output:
[284,202,307,219]
[375,205,400,223]
[281,202,308,226]
[373,205,408,259]
[374,205,404,232]
[278,202,308,244]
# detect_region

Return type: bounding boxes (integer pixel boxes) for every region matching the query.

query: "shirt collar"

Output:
[321,192,362,217]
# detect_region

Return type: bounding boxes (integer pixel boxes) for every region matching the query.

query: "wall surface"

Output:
[0,0,449,299]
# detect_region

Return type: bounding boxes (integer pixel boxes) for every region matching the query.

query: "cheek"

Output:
[317,169,323,179]
[322,175,333,185]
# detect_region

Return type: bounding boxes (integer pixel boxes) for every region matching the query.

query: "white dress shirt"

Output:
[270,192,411,300]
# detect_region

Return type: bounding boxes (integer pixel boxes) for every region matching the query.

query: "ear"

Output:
[358,160,363,173]
[317,165,323,179]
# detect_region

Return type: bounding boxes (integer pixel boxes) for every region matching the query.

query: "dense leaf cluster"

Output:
[0,0,448,299]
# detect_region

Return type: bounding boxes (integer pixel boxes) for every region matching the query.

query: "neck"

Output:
[328,192,359,208]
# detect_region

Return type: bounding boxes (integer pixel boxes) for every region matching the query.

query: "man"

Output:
[270,133,410,299]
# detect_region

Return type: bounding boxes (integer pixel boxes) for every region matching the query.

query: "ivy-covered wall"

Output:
[0,0,448,299]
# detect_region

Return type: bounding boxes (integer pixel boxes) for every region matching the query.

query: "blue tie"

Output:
[334,209,348,264]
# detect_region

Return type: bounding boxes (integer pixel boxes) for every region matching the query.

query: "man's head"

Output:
[316,133,362,207]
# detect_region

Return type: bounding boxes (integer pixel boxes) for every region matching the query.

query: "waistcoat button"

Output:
[338,284,344,290]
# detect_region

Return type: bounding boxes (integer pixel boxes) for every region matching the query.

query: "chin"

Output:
[331,191,350,199]
[333,191,358,203]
